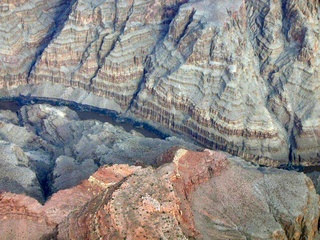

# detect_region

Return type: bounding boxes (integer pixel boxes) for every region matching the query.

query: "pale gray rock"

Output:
[0,110,19,124]
[190,152,320,239]
[0,140,43,202]
[52,156,98,192]
[0,104,199,200]
[306,171,320,194]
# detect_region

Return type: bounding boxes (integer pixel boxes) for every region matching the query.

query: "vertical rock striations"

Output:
[29,0,187,108]
[245,0,320,166]
[131,0,290,166]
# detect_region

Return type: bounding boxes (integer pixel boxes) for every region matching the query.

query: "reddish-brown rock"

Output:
[0,149,318,239]
[0,164,139,239]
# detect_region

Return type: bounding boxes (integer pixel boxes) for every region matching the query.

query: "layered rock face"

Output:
[0,148,318,239]
[29,0,188,108]
[0,1,319,165]
[0,0,74,87]
[131,0,320,166]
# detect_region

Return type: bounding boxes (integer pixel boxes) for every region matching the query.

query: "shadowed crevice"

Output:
[27,0,78,83]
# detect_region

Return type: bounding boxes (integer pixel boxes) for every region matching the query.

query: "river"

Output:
[0,99,165,139]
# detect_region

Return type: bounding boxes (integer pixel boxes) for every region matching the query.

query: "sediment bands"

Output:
[0,0,319,166]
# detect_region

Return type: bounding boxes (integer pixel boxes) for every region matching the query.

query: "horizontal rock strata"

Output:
[0,0,74,87]
[0,0,319,166]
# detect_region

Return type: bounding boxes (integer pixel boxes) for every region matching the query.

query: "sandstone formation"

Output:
[0,0,319,166]
[0,148,319,239]
[0,103,197,202]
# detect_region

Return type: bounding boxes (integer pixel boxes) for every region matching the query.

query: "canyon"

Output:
[0,0,320,239]
[0,0,318,166]
[0,103,197,203]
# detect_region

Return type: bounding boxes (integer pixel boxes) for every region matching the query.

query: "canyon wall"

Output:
[0,0,319,166]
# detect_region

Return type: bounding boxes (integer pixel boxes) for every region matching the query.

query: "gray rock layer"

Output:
[0,104,197,201]
[0,0,319,166]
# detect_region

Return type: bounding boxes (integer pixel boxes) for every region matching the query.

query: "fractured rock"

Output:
[0,103,198,200]
[0,148,318,239]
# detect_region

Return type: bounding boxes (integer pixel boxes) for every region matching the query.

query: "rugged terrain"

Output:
[1,147,319,239]
[0,1,320,239]
[0,0,319,166]
[0,103,197,202]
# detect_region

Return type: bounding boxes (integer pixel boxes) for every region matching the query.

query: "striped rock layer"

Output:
[0,0,319,166]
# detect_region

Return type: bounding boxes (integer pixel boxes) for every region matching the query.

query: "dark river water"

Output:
[0,100,164,139]
[301,166,320,174]
[0,99,319,175]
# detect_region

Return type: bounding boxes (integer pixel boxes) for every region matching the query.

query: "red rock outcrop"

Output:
[0,103,198,202]
[0,164,139,239]
[0,149,318,239]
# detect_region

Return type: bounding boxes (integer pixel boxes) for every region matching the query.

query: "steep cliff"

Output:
[0,149,318,239]
[0,0,319,165]
[0,0,74,87]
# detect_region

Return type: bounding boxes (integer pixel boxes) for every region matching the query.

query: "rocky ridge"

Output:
[0,0,74,86]
[0,148,319,239]
[0,1,319,238]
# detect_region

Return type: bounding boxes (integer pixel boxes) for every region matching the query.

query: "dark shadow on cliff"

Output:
[27,0,78,82]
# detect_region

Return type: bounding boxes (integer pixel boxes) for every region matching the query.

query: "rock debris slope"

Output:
[0,148,319,239]
[0,0,319,166]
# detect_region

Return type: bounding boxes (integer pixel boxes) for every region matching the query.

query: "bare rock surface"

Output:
[0,141,43,202]
[0,0,319,165]
[0,2,319,238]
[0,148,318,239]
[0,103,198,201]
[0,0,74,86]
[307,171,320,194]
